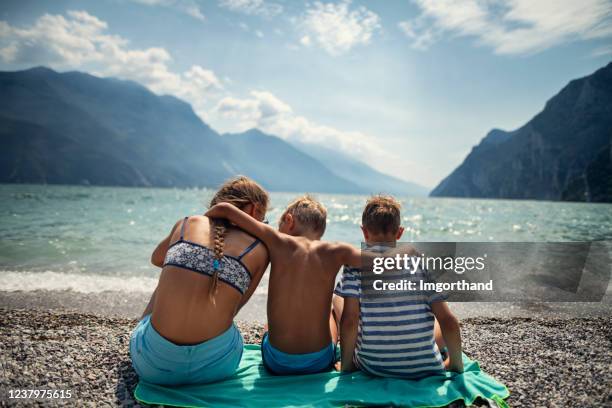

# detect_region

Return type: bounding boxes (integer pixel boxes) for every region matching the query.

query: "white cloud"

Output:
[298,0,381,55]
[183,5,206,21]
[398,19,438,50]
[591,44,612,57]
[0,9,391,168]
[218,0,283,17]
[255,30,264,38]
[130,0,206,22]
[215,91,291,125]
[399,0,612,55]
[0,10,221,118]
[214,90,385,160]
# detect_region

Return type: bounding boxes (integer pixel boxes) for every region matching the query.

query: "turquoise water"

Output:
[1,184,611,292]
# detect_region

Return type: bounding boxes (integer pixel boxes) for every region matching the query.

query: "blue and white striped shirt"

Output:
[335,251,448,379]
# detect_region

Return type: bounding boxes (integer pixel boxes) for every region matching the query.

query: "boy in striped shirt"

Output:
[334,195,463,377]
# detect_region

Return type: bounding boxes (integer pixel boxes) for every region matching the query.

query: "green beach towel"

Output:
[134,345,509,408]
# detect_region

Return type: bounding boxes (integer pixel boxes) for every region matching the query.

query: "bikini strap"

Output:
[237,239,261,260]
[179,217,189,240]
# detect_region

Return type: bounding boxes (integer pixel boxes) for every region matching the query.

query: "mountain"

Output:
[221,129,362,193]
[0,66,229,188]
[0,66,407,194]
[431,63,612,202]
[292,141,429,196]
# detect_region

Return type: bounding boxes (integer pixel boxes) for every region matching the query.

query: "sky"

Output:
[1,0,611,188]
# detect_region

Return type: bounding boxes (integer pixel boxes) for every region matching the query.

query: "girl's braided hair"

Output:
[208,176,269,298]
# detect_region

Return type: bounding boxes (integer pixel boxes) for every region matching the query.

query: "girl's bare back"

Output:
[152,216,268,345]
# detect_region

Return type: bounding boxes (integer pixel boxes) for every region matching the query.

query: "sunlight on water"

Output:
[1,184,611,292]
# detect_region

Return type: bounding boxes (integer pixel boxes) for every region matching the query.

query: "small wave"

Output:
[0,271,158,293]
[0,270,269,295]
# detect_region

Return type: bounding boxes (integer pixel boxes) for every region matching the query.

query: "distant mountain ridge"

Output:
[292,141,429,197]
[431,62,612,202]
[0,66,425,196]
[221,129,364,193]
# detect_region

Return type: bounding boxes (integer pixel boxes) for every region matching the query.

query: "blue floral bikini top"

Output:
[163,217,261,295]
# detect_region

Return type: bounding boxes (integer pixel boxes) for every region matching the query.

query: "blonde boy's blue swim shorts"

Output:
[261,332,336,375]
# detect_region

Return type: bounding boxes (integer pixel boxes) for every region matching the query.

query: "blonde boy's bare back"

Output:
[205,202,363,355]
[266,235,342,353]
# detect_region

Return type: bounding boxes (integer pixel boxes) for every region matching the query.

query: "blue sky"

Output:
[1,0,611,188]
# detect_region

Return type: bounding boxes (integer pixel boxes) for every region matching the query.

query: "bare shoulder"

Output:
[189,214,208,222]
[182,214,210,231]
[252,227,298,252]
[283,234,306,250]
[318,240,348,251]
[243,235,270,266]
[317,241,355,258]
[317,241,362,269]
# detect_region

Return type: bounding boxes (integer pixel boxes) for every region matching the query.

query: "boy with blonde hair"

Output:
[206,195,362,374]
[334,195,463,377]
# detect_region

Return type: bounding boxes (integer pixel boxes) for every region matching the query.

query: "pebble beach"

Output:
[1,307,611,407]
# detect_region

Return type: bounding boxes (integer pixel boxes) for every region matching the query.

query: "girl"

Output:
[130,176,270,385]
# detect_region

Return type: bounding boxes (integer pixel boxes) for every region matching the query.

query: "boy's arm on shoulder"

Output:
[386,242,419,257]
[328,242,363,268]
[431,301,463,373]
[329,242,393,269]
[327,242,421,273]
[205,203,284,248]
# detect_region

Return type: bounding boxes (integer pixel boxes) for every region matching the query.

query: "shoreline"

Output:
[1,289,611,323]
[0,290,268,322]
[0,308,610,407]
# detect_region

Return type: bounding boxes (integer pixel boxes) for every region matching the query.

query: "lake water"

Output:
[1,184,612,295]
